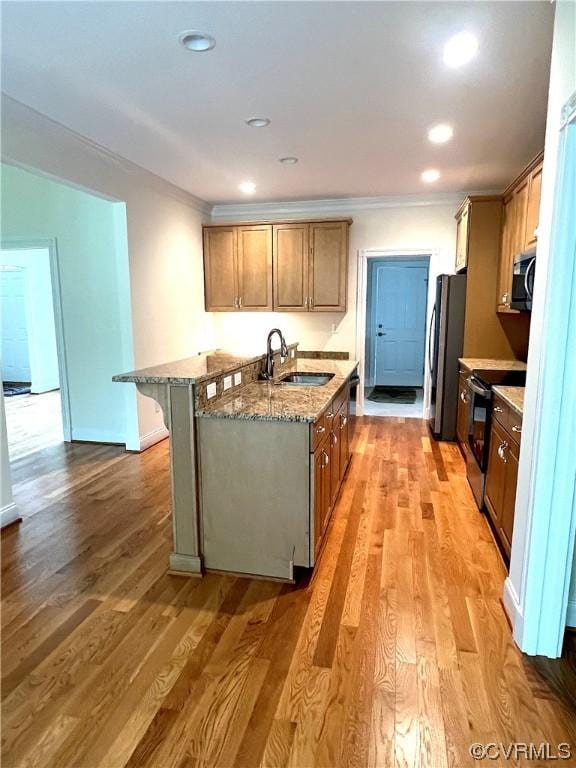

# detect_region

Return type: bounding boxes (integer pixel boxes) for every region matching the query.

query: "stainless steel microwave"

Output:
[510,249,536,311]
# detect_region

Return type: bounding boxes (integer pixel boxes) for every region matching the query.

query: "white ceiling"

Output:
[1,1,554,204]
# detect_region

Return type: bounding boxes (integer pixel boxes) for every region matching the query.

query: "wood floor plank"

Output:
[2,412,576,768]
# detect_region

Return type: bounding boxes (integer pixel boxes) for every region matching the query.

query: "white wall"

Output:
[0,387,19,528]
[209,203,457,372]
[0,249,59,393]
[505,0,576,642]
[1,95,214,449]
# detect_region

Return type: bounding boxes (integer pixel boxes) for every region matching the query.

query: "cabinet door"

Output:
[497,197,516,310]
[499,438,519,555]
[456,373,470,446]
[313,445,326,557]
[455,205,470,272]
[524,164,543,251]
[308,222,348,311]
[273,223,309,311]
[329,412,341,505]
[237,225,272,311]
[512,177,529,257]
[485,421,507,527]
[339,402,350,480]
[204,227,237,311]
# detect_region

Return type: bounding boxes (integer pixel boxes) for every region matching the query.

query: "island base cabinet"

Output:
[198,418,311,580]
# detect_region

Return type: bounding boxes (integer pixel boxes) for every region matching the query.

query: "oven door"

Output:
[467,377,492,471]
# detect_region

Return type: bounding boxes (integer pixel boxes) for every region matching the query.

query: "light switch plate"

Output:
[291,349,296,358]
[223,376,232,391]
[206,382,217,399]
[234,372,242,386]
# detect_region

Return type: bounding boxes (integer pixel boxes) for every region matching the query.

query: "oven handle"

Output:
[467,377,492,398]
[524,256,536,301]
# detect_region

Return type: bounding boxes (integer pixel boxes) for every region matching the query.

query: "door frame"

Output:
[0,237,72,441]
[355,248,434,416]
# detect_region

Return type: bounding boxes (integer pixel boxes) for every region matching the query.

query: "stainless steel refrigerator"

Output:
[428,274,466,441]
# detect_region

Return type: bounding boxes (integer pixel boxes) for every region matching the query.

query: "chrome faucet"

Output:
[260,329,288,380]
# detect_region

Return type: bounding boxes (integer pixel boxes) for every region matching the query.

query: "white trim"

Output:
[355,248,437,417]
[129,425,169,453]
[71,428,125,444]
[1,237,72,442]
[211,193,464,221]
[503,576,524,635]
[1,502,20,529]
[1,95,211,215]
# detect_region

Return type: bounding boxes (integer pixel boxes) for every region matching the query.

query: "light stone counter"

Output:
[459,358,527,374]
[196,358,358,423]
[492,386,525,415]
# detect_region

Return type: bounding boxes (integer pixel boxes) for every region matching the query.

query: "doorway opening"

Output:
[363,255,429,417]
[1,246,67,460]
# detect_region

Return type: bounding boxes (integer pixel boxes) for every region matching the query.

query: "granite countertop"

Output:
[113,346,297,386]
[196,359,359,422]
[492,386,525,415]
[459,358,528,374]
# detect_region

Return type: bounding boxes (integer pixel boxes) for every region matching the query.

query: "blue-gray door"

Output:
[371,261,428,387]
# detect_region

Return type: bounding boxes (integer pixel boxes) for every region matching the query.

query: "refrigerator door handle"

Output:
[428,304,436,375]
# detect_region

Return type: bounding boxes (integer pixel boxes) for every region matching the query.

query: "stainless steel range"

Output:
[463,368,527,508]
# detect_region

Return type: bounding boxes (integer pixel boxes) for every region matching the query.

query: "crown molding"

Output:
[1,94,211,215]
[210,191,470,221]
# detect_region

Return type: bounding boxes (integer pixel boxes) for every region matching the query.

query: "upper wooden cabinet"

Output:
[203,227,237,311]
[496,152,543,312]
[308,221,348,311]
[273,223,309,311]
[204,219,350,312]
[455,202,470,273]
[204,225,272,311]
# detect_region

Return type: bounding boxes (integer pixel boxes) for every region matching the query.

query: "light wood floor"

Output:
[4,390,63,462]
[2,417,575,768]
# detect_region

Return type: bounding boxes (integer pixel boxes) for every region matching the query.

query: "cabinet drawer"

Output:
[492,398,509,430]
[311,413,328,451]
[508,410,523,445]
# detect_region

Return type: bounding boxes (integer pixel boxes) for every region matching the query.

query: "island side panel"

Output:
[168,384,203,574]
[198,418,310,580]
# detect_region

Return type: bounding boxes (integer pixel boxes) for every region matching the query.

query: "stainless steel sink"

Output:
[278,372,334,387]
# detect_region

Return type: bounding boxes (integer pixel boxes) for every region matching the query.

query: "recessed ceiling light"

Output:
[279,157,299,165]
[179,31,216,52]
[421,169,441,183]
[239,181,256,194]
[428,123,454,144]
[245,118,271,128]
[443,32,478,67]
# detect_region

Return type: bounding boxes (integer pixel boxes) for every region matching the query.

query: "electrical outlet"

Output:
[234,372,242,386]
[223,376,232,391]
[206,382,217,399]
[291,349,296,358]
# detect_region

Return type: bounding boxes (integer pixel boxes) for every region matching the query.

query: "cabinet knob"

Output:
[511,425,522,433]
[460,391,468,403]
[494,406,504,413]
[340,417,347,429]
[331,433,338,445]
[238,296,242,308]
[497,441,508,462]
[501,292,509,303]
[315,425,326,434]
[304,297,309,308]
[322,451,329,467]
[326,411,334,419]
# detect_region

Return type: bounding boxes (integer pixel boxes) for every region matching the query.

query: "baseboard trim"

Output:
[169,553,203,575]
[503,576,524,641]
[1,502,21,529]
[566,599,576,628]
[135,426,170,452]
[71,429,125,444]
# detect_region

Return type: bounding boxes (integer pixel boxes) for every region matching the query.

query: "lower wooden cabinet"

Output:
[311,385,352,560]
[484,396,522,558]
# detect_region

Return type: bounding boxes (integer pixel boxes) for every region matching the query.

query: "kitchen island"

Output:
[114,349,358,580]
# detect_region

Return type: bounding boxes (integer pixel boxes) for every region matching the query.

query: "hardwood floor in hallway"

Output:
[2,416,575,768]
